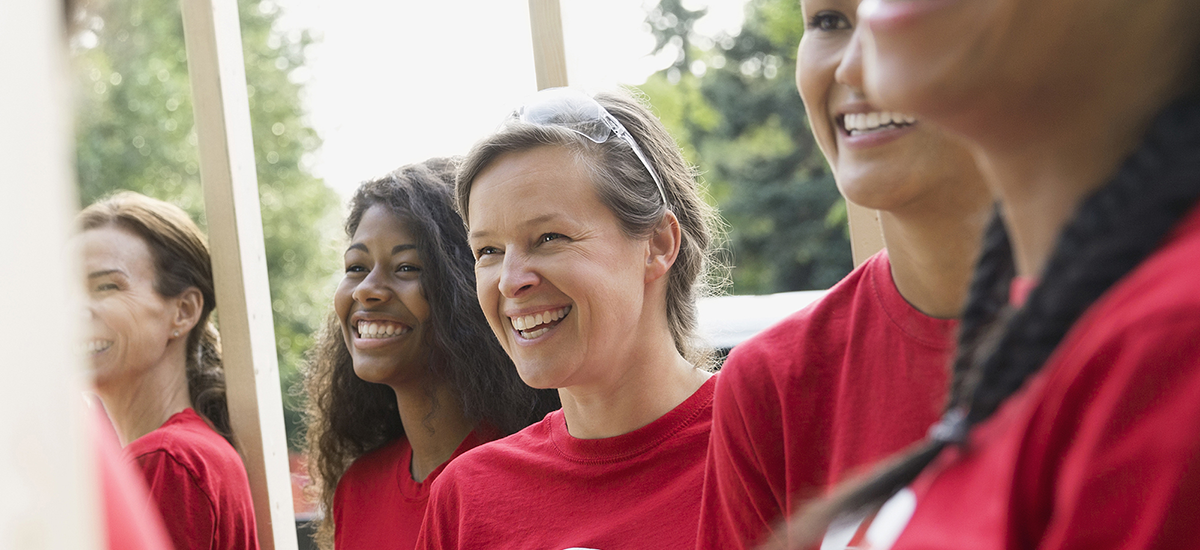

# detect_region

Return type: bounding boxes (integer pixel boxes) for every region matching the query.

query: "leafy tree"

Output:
[72,0,341,449]
[641,0,852,293]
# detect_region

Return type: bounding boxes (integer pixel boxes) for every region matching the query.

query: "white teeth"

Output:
[842,111,918,135]
[509,306,571,338]
[356,320,408,339]
[85,339,113,354]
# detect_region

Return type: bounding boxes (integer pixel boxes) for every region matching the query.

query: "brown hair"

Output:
[77,191,233,445]
[456,88,728,368]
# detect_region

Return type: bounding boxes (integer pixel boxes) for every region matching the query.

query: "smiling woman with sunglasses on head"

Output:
[776,0,1200,548]
[415,88,725,550]
[301,159,559,550]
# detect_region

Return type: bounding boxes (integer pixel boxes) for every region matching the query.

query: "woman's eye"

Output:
[95,283,118,292]
[344,264,366,274]
[808,11,851,31]
[539,233,565,244]
[476,246,502,258]
[397,264,421,273]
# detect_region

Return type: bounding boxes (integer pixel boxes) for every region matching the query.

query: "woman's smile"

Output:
[468,145,652,390]
[335,204,432,386]
[508,305,572,341]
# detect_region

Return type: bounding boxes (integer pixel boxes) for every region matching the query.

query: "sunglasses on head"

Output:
[505,87,670,207]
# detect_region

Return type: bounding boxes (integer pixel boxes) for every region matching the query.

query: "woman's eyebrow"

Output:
[87,269,126,280]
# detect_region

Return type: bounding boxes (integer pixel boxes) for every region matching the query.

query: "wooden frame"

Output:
[528,0,570,90]
[1,1,101,548]
[179,0,298,548]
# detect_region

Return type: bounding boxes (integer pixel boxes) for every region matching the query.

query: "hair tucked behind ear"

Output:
[780,93,1200,547]
[77,192,235,447]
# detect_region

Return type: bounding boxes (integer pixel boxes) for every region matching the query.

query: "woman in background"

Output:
[302,158,558,550]
[78,191,259,550]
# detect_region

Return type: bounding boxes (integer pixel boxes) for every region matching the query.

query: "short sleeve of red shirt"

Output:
[697,251,957,550]
[125,408,259,550]
[417,376,716,550]
[333,431,490,550]
[884,205,1200,550]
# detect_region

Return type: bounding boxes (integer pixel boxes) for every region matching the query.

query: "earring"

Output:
[172,330,180,338]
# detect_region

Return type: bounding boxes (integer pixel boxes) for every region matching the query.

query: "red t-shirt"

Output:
[125,408,259,550]
[93,408,172,550]
[697,251,957,549]
[844,204,1200,550]
[332,431,490,550]
[417,376,717,550]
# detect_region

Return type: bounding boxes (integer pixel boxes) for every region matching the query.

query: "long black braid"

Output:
[789,93,1200,541]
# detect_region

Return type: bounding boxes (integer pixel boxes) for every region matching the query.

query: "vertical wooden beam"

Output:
[847,201,885,267]
[528,0,569,89]
[179,1,297,549]
[0,2,101,549]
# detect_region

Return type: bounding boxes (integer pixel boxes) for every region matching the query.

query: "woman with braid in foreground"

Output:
[776,0,1200,548]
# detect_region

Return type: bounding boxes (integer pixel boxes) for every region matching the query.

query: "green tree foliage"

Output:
[73,0,341,448]
[641,0,852,293]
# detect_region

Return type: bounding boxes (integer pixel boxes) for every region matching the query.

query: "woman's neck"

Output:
[98,351,192,447]
[958,53,1185,279]
[392,382,474,483]
[558,344,710,441]
[881,176,993,319]
[974,112,1153,279]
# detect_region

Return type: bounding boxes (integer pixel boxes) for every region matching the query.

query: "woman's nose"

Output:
[351,268,391,304]
[834,26,866,90]
[498,252,539,298]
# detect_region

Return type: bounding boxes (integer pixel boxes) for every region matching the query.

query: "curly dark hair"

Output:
[302,158,560,548]
[785,92,1200,543]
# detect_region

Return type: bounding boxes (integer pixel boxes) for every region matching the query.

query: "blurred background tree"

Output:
[640,0,853,293]
[72,0,340,450]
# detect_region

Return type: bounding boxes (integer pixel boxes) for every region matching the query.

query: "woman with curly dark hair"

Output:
[302,158,559,550]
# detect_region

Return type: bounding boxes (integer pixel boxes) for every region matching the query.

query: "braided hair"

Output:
[787,93,1200,542]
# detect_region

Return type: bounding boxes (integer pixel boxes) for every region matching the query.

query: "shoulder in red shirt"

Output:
[873,204,1200,550]
[698,251,957,549]
[418,376,716,550]
[124,408,259,550]
[333,431,490,550]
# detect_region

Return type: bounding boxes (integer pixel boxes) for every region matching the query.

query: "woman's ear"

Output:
[645,211,682,284]
[172,287,204,337]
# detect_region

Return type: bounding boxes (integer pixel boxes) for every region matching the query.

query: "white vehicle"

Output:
[697,290,828,360]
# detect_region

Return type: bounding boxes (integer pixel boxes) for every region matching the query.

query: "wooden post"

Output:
[528,0,569,89]
[179,1,298,548]
[847,201,884,267]
[0,2,101,549]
